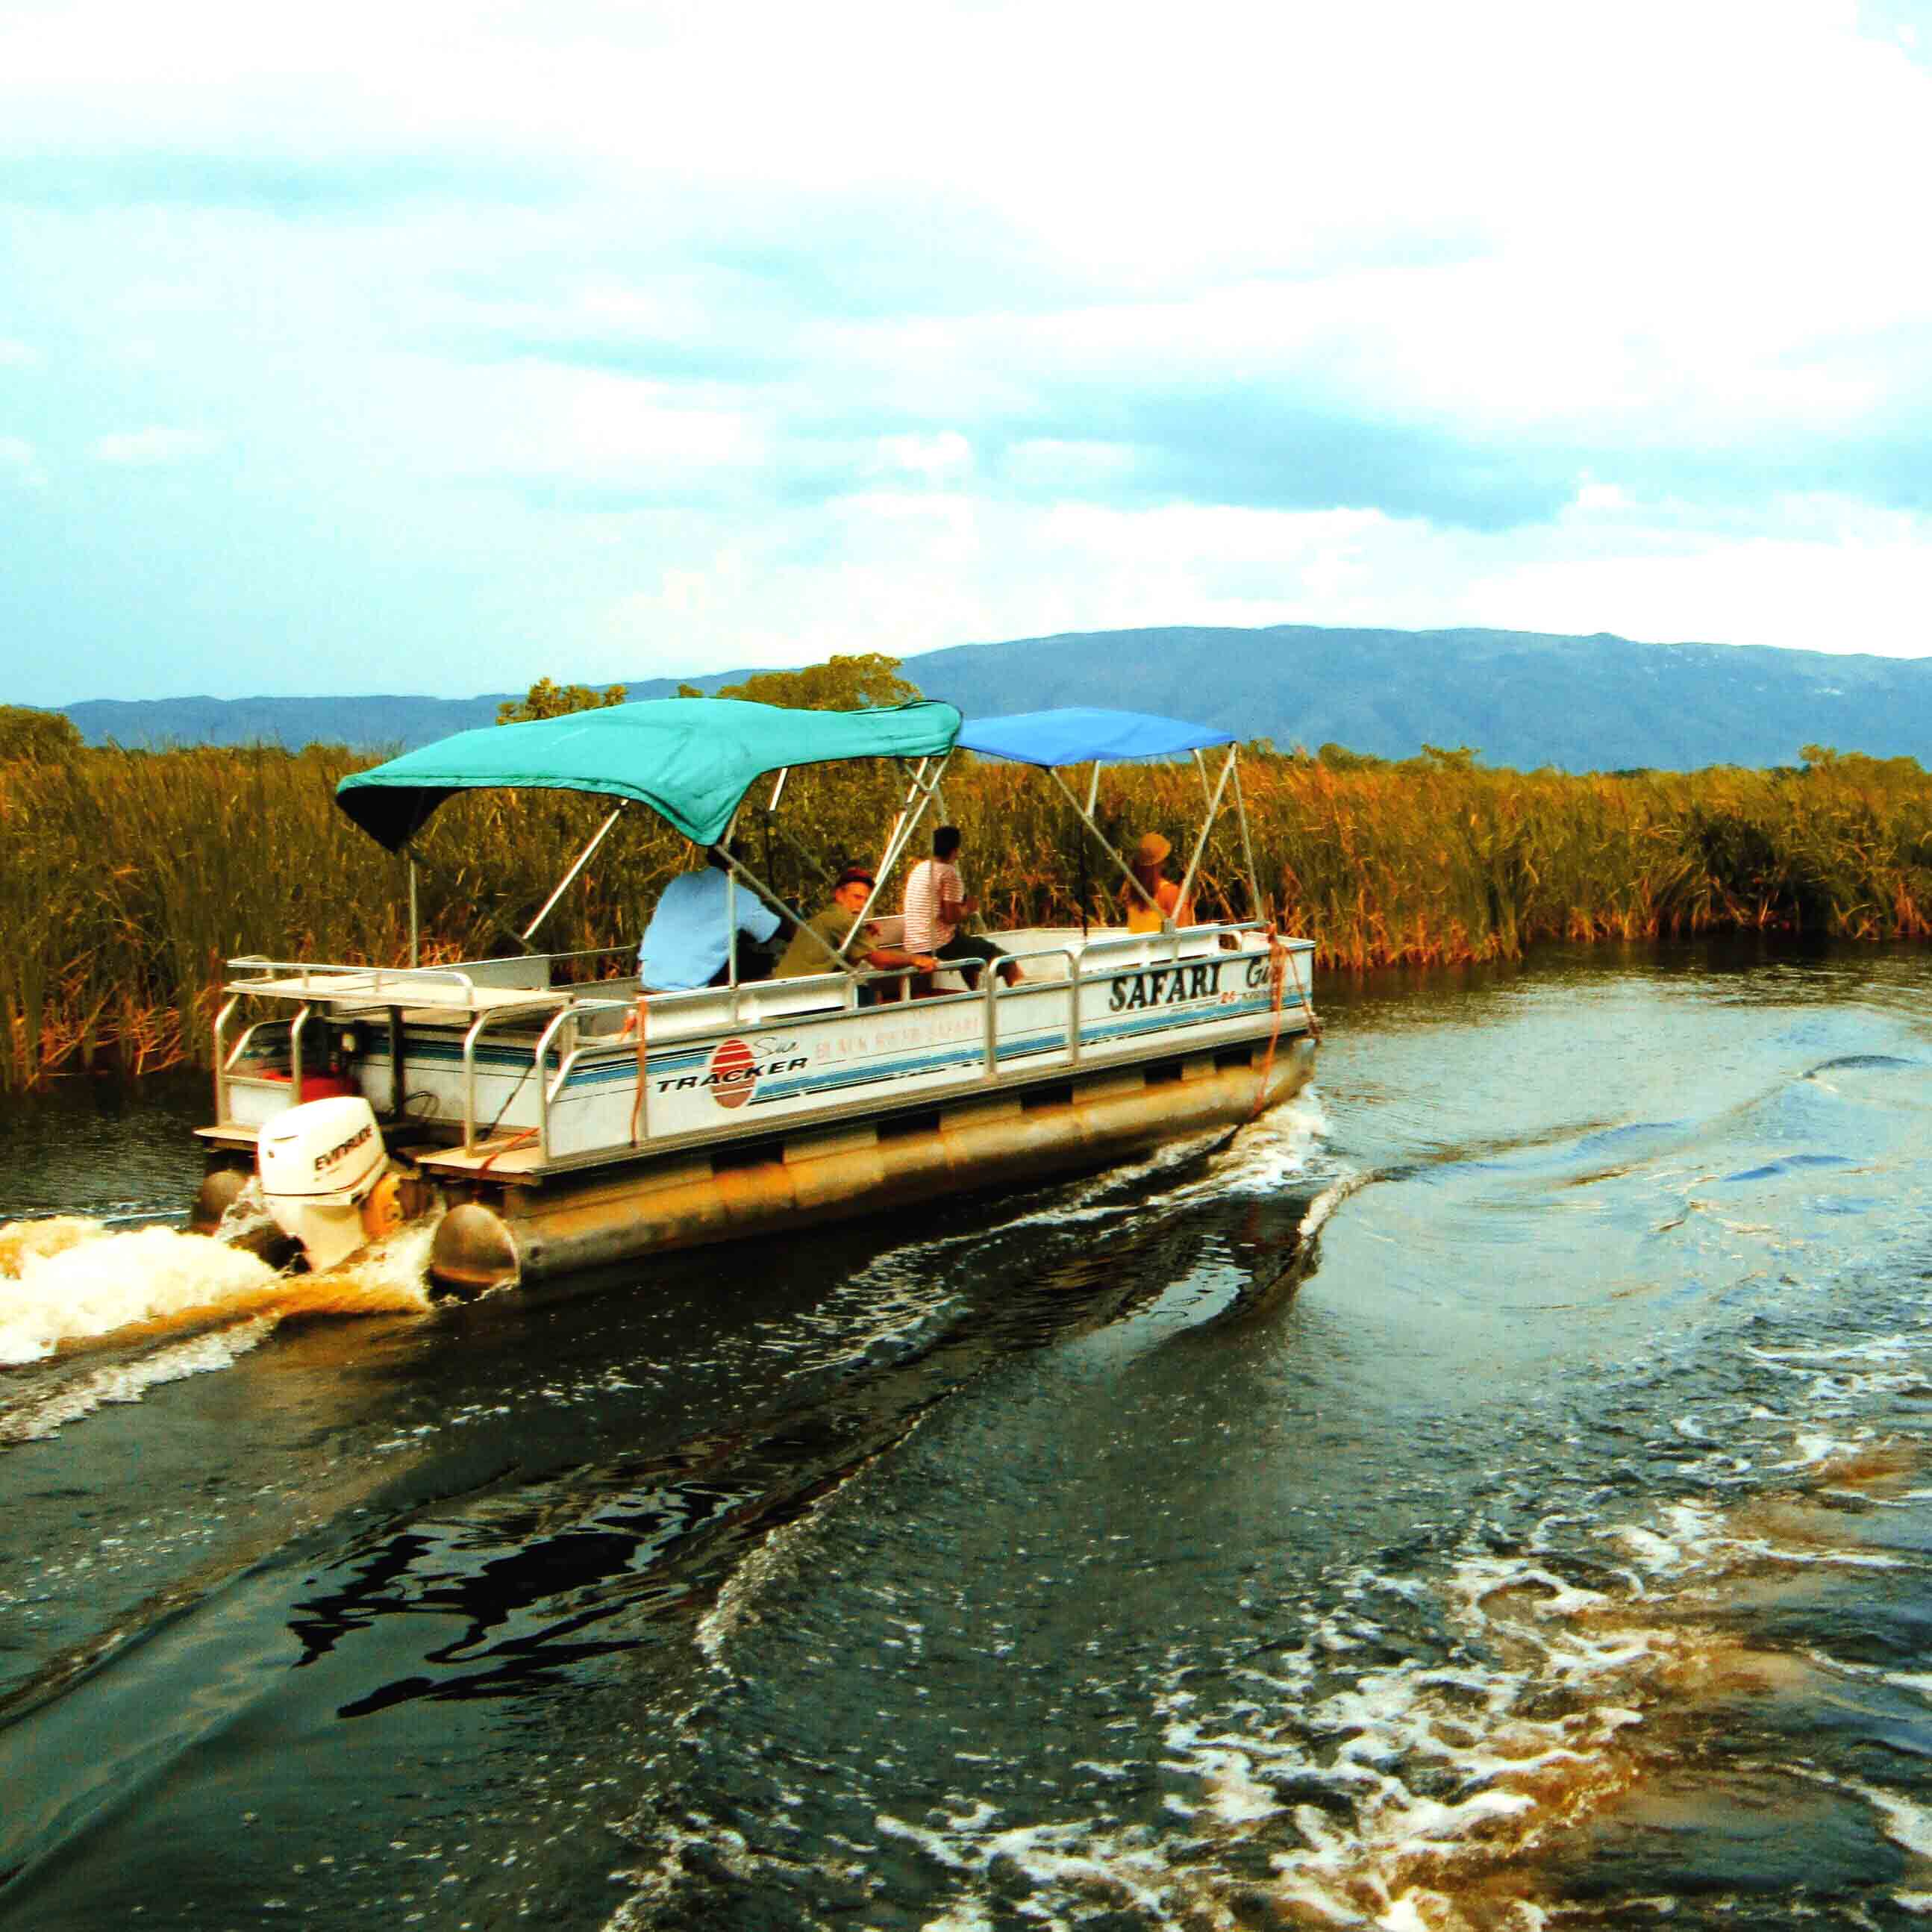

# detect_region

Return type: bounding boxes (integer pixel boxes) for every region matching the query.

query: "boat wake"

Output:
[764,1431,1932,1932]
[0,1215,438,1433]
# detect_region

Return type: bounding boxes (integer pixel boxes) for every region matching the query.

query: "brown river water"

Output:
[2,937,1932,1930]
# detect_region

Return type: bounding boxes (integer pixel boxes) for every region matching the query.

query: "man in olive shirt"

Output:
[773,866,937,993]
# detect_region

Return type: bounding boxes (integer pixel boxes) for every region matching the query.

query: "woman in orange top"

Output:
[1123,832,1188,932]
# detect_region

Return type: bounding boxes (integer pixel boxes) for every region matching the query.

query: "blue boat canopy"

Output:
[956,707,1236,767]
[337,697,963,851]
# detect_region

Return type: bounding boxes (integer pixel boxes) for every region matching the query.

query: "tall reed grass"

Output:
[4,741,1930,1089]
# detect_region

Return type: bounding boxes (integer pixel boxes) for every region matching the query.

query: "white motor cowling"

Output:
[258,1095,387,1272]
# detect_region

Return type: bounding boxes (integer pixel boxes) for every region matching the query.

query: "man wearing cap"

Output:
[1122,832,1189,932]
[772,865,937,998]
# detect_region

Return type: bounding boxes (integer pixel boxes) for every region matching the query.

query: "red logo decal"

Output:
[707,1036,758,1109]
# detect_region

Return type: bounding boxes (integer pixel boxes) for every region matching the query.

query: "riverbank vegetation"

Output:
[4,686,1931,1090]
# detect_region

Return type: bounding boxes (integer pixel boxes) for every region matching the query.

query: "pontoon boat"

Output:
[190,700,1318,1291]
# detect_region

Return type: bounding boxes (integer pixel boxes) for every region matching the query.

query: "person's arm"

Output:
[863,943,939,972]
[741,895,783,943]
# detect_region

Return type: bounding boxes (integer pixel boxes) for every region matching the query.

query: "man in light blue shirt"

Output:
[640,847,781,990]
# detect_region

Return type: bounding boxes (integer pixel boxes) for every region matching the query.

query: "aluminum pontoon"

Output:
[191,699,1318,1291]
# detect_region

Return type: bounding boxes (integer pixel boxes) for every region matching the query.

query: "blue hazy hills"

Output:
[55,624,1932,770]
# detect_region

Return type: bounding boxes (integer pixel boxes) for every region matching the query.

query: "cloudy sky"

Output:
[4,1,1930,704]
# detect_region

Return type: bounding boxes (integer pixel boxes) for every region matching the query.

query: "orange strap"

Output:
[478,1128,537,1173]
[629,991,649,1145]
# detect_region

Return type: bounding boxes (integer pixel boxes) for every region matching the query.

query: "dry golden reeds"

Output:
[3,740,1930,1090]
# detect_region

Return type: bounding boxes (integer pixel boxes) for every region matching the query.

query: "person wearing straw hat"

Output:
[1123,832,1188,933]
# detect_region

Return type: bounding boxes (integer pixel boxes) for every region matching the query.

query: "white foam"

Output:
[1778,1429,1871,1470]
[917,1900,995,1932]
[1813,1773,1932,1859]
[0,1316,279,1441]
[1196,1089,1331,1197]
[1604,1501,1725,1577]
[331,1216,438,1304]
[1297,1169,1372,1245]
[0,1219,279,1363]
[1195,1748,1282,1823]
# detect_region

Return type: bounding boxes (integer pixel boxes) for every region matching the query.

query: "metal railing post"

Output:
[533,1006,575,1164]
[213,995,239,1122]
[288,1004,312,1106]
[460,998,566,1155]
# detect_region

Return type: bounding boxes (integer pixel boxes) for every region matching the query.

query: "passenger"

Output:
[638,844,781,990]
[1123,832,1189,933]
[772,864,937,998]
[902,825,1019,995]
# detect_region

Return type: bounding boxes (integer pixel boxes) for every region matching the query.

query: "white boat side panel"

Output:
[543,948,1307,1158]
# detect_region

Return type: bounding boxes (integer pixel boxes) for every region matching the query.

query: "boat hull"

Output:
[428,1037,1316,1292]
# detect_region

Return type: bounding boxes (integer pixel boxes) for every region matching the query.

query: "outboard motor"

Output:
[258,1095,390,1273]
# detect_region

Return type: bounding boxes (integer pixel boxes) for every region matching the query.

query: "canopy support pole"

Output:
[522,803,625,946]
[1045,766,1166,922]
[764,767,789,907]
[1175,745,1238,924]
[407,854,419,969]
[840,752,950,960]
[1229,754,1264,919]
[721,807,742,989]
[710,840,850,975]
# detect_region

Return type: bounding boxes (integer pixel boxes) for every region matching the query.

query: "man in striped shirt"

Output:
[901,825,1018,994]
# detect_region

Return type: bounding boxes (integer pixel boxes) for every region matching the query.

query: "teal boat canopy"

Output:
[335,697,963,851]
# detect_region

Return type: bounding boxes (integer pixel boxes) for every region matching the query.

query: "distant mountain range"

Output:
[52,625,1932,771]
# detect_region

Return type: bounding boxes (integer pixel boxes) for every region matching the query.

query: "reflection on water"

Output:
[1,942,1932,1929]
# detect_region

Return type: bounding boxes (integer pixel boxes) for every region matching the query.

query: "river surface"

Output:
[4,940,1932,1930]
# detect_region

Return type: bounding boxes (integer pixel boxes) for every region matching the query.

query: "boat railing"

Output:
[524,919,1302,1163]
[226,955,484,1001]
[222,946,640,1013]
[213,995,316,1123]
[461,997,593,1154]
[538,998,642,1154]
[219,920,1310,1156]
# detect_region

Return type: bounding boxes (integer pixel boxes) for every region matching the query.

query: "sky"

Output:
[3,0,1931,704]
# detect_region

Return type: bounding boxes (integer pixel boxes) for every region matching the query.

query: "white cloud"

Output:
[6,1,1932,698]
[479,369,760,482]
[0,435,46,488]
[89,425,215,465]
[871,431,972,487]
[1572,481,1634,514]
[581,484,1932,690]
[1473,504,1932,656]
